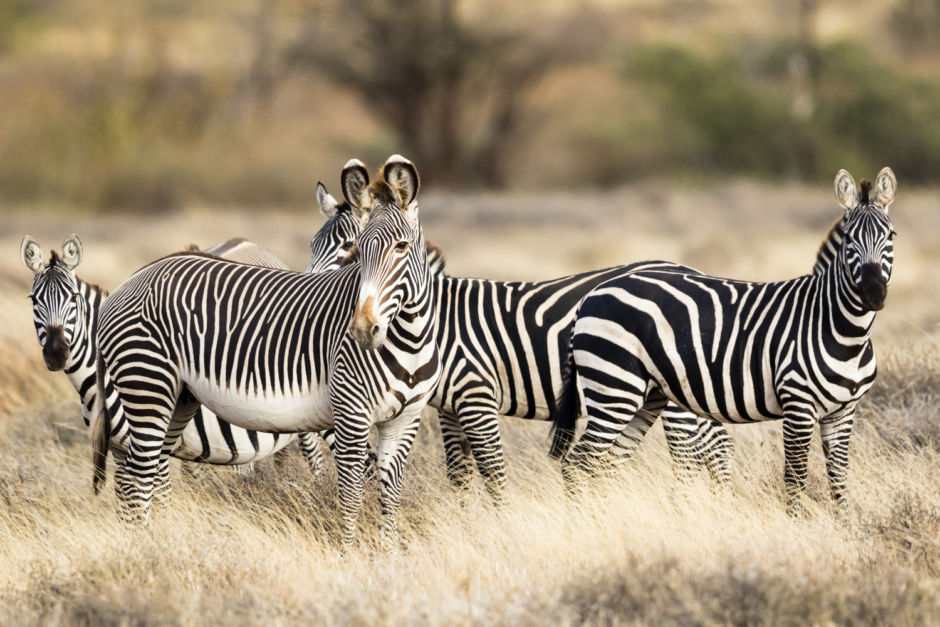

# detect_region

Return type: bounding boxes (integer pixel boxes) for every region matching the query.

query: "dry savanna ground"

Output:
[0,181,938,624]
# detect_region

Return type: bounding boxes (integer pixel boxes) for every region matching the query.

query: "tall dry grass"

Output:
[0,184,937,624]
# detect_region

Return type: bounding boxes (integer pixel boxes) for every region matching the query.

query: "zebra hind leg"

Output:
[439,413,474,494]
[297,432,327,479]
[564,382,662,495]
[375,408,423,551]
[661,406,734,488]
[459,410,507,507]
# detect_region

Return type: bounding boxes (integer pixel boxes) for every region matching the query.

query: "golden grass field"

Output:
[0,181,938,624]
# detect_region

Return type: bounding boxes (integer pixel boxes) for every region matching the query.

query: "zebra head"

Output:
[833,167,897,312]
[20,234,85,371]
[304,182,367,274]
[344,155,427,350]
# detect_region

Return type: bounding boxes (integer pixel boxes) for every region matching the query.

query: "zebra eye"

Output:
[394,240,410,252]
[341,242,355,250]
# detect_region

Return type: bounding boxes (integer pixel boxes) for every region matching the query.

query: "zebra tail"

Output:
[91,351,110,495]
[548,331,580,460]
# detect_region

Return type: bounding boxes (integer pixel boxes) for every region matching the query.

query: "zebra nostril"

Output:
[371,324,380,336]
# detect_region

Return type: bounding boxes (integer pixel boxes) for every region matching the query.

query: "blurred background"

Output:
[3,0,940,209]
[0,0,937,347]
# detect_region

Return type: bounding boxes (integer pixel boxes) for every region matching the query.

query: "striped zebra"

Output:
[549,168,897,512]
[304,186,735,503]
[92,155,440,549]
[20,235,325,498]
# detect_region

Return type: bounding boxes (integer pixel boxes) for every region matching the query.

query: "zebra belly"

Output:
[172,418,296,464]
[183,375,334,433]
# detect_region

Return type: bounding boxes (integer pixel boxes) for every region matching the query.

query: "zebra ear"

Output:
[60,234,83,271]
[20,236,44,274]
[341,159,370,212]
[382,155,420,207]
[873,167,897,212]
[833,169,857,211]
[316,182,339,219]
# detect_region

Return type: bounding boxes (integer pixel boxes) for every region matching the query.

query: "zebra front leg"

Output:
[375,408,422,551]
[439,413,473,494]
[781,407,818,516]
[332,417,371,552]
[820,410,854,508]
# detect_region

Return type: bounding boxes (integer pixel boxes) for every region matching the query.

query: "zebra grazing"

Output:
[20,235,325,497]
[550,168,897,512]
[304,187,736,502]
[92,155,440,549]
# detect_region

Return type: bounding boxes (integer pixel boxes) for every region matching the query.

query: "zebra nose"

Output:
[42,325,69,370]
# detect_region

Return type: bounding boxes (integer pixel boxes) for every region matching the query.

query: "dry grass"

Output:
[1,184,938,625]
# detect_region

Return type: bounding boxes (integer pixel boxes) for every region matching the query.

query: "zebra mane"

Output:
[859,179,871,204]
[816,215,845,254]
[426,240,447,276]
[48,250,61,267]
[369,180,399,207]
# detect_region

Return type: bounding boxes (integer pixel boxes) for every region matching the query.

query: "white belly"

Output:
[183,371,334,432]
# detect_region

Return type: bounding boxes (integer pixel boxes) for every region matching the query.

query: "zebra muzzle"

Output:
[351,298,386,350]
[859,263,888,311]
[42,325,69,370]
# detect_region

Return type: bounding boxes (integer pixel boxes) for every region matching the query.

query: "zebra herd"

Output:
[20,156,896,550]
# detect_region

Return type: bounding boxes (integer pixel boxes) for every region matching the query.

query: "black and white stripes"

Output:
[550,168,897,511]
[92,156,440,549]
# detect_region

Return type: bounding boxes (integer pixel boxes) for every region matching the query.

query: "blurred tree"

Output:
[287,0,606,186]
[891,0,940,52]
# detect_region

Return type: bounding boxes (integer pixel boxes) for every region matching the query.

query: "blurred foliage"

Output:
[615,39,940,184]
[1,0,940,211]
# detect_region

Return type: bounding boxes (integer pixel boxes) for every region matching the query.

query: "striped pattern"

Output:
[305,199,735,502]
[550,168,897,511]
[93,156,440,549]
[20,236,324,496]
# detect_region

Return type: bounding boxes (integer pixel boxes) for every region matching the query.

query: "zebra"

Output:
[549,168,897,513]
[91,155,440,549]
[20,235,326,498]
[304,186,736,503]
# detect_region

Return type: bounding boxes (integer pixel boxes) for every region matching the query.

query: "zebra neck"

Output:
[63,278,107,426]
[816,259,876,348]
[390,266,437,349]
[813,217,847,276]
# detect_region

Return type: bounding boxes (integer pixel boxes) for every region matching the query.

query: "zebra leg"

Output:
[375,408,422,551]
[332,415,371,552]
[153,456,173,504]
[606,408,661,469]
[298,432,326,478]
[322,427,378,481]
[114,403,177,524]
[153,391,201,505]
[661,407,734,487]
[457,409,507,506]
[820,410,854,507]
[439,413,473,493]
[565,385,663,491]
[781,406,818,515]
